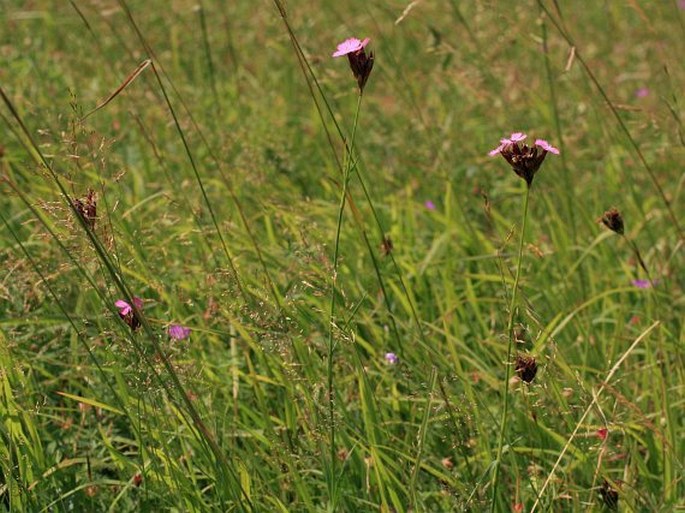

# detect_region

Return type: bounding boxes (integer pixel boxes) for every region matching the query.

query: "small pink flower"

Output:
[632,279,656,289]
[534,139,560,155]
[424,200,436,210]
[332,37,370,57]
[635,87,649,98]
[115,297,143,316]
[385,352,398,364]
[489,132,528,156]
[168,324,191,340]
[596,428,608,441]
[508,132,527,143]
[679,0,685,9]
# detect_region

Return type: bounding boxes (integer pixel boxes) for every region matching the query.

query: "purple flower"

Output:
[635,87,649,98]
[384,352,398,364]
[424,200,436,210]
[332,37,370,57]
[632,279,657,289]
[333,37,374,92]
[680,0,685,9]
[489,132,560,186]
[115,297,143,316]
[168,324,191,340]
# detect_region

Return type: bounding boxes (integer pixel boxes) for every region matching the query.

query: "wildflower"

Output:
[380,235,393,256]
[333,37,374,92]
[73,189,97,230]
[115,297,143,331]
[599,480,619,510]
[168,324,191,340]
[441,457,454,470]
[424,200,436,210]
[631,279,655,289]
[599,208,624,235]
[515,354,538,383]
[384,352,398,364]
[596,428,608,441]
[635,87,649,98]
[489,132,559,186]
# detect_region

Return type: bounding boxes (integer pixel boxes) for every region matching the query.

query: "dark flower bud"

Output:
[73,189,97,230]
[515,354,538,383]
[599,208,624,235]
[599,479,619,510]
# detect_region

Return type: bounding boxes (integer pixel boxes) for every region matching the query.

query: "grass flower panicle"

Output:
[333,37,374,92]
[489,132,559,186]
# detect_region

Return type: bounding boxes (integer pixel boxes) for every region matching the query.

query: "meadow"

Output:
[0,1,683,511]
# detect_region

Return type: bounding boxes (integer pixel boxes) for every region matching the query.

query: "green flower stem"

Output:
[326,92,363,509]
[490,184,531,511]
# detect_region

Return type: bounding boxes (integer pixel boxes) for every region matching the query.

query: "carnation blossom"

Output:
[333,36,374,92]
[115,297,143,316]
[424,200,436,210]
[168,324,191,340]
[489,132,559,186]
[332,37,370,57]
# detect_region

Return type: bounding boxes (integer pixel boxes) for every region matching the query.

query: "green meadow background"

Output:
[1,1,683,511]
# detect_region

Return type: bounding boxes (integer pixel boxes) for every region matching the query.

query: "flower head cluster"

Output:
[489,132,559,186]
[333,37,374,92]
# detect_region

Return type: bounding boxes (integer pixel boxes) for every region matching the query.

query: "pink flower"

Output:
[632,279,656,289]
[115,297,143,316]
[385,352,398,364]
[333,37,374,92]
[534,139,560,155]
[489,133,559,185]
[488,132,528,157]
[168,324,191,340]
[596,428,608,441]
[424,200,436,210]
[332,37,370,57]
[635,87,649,98]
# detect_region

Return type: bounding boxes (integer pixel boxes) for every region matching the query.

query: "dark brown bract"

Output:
[515,354,538,383]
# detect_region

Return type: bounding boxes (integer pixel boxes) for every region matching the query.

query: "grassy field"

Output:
[1,1,683,511]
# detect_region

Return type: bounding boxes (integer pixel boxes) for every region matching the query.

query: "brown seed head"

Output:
[515,354,538,383]
[599,208,624,235]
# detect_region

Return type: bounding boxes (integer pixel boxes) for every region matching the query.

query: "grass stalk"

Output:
[490,184,531,511]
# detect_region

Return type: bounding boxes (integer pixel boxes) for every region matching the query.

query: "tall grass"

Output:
[0,1,683,512]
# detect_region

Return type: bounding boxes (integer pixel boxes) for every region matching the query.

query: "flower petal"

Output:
[332,37,366,57]
[535,139,560,154]
[509,132,527,142]
[115,299,131,315]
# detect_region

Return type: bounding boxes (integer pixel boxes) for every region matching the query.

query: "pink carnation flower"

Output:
[168,324,191,340]
[115,297,143,316]
[332,37,370,57]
